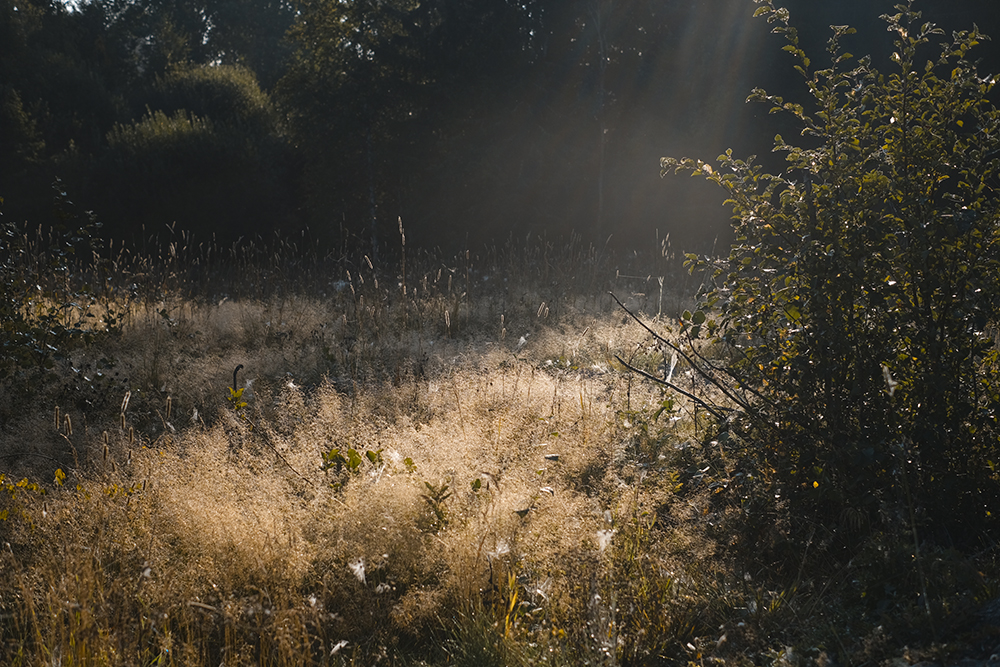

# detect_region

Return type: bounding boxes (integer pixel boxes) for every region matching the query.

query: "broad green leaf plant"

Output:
[664,1,1000,546]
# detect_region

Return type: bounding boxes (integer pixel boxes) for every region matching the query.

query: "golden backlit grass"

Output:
[3,238,993,666]
[1,241,729,665]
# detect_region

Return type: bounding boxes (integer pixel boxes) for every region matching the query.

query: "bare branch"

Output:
[610,292,754,412]
[614,354,729,421]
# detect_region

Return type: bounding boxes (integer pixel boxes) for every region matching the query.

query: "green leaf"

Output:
[653,398,676,422]
[346,448,363,471]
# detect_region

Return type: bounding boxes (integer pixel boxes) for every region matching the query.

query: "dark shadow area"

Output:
[2,0,998,255]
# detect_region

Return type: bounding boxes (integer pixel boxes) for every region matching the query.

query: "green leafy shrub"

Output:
[664,1,1000,550]
[320,444,383,491]
[108,105,211,150]
[137,64,278,136]
[94,64,296,242]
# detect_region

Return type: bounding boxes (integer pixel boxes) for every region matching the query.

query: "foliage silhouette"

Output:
[94,65,296,242]
[0,181,107,379]
[663,0,1000,551]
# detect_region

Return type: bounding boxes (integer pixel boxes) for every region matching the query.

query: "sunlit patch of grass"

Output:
[1,233,995,665]
[0,234,705,665]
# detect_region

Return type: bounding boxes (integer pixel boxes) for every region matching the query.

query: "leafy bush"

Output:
[93,64,296,243]
[137,64,278,136]
[106,107,219,164]
[96,109,293,242]
[0,181,106,379]
[664,1,1000,550]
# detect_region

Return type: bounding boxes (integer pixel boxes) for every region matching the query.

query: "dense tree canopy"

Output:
[1,0,999,251]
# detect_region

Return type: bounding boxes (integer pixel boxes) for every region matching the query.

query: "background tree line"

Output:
[2,0,999,252]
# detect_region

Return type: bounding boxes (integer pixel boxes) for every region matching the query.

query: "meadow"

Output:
[0,228,996,666]
[7,3,1000,663]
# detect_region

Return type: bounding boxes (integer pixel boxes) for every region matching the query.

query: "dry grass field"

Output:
[1,231,997,666]
[0,233,720,665]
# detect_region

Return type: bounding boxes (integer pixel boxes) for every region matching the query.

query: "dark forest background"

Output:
[3,0,999,254]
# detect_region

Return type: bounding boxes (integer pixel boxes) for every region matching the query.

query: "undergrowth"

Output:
[0,223,724,666]
[1,220,996,666]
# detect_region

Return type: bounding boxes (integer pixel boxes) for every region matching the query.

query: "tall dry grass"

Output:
[5,232,989,666]
[2,234,727,665]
